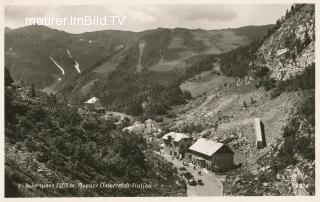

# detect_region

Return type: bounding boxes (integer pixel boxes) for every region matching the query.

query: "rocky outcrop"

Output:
[122,119,162,137]
[100,111,132,127]
[254,4,315,81]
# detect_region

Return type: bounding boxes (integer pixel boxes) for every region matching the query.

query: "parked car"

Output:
[179,167,187,172]
[183,172,197,186]
[197,179,204,185]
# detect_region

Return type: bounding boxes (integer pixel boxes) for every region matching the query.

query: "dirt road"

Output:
[161,153,224,196]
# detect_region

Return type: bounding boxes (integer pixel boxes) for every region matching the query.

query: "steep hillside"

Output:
[5,81,187,197]
[254,4,315,81]
[171,4,315,196]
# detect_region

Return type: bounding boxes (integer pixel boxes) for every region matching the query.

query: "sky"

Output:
[5,4,292,33]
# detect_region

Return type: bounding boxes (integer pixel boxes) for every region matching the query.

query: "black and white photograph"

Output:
[2,0,316,198]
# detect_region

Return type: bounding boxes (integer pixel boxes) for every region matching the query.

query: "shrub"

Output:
[260,78,276,91]
[178,121,204,133]
[270,89,282,99]
[183,90,192,99]
[254,66,270,78]
[250,97,256,104]
[148,102,167,115]
[243,101,248,108]
[154,116,164,122]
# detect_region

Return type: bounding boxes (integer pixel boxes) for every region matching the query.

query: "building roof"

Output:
[162,132,190,142]
[188,138,229,157]
[85,97,100,104]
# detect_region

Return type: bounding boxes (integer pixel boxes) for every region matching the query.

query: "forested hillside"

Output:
[5,79,187,197]
[56,26,272,111]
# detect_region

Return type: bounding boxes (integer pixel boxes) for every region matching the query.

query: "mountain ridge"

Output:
[5,24,273,95]
[55,24,273,107]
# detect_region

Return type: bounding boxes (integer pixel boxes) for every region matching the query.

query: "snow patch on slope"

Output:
[67,50,72,58]
[66,50,81,74]
[137,42,145,73]
[49,56,65,75]
[74,60,81,74]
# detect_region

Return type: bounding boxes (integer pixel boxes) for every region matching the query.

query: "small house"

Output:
[188,138,234,173]
[254,118,266,148]
[84,97,102,111]
[161,132,191,158]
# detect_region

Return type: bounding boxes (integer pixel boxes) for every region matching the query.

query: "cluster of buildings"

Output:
[84,96,267,174]
[161,132,234,173]
[160,118,266,173]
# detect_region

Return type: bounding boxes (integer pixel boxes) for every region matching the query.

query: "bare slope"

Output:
[177,75,304,167]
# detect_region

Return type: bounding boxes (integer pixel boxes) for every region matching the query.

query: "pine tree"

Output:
[50,94,57,105]
[285,9,289,19]
[63,96,68,105]
[295,38,303,54]
[243,101,248,108]
[217,111,222,121]
[250,97,256,104]
[304,31,312,47]
[31,83,36,97]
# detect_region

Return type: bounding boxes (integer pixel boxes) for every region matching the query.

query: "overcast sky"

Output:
[5,4,291,33]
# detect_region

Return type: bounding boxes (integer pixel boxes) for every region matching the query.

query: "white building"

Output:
[84,97,102,111]
[161,132,191,158]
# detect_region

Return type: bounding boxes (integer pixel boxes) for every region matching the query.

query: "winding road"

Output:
[161,153,225,196]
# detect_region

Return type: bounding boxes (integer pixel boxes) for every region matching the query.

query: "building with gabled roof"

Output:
[162,132,189,142]
[188,138,234,172]
[84,96,103,111]
[161,132,191,158]
[85,97,100,104]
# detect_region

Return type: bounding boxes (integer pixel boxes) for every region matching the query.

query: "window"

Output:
[207,163,212,171]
